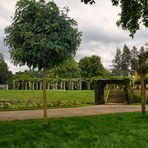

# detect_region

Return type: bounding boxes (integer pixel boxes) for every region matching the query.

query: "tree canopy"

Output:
[48,59,81,78]
[78,55,108,78]
[81,0,148,37]
[4,0,81,70]
[111,45,139,77]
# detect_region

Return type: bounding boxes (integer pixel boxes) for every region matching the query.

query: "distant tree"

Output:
[132,46,148,115]
[112,48,122,76]
[48,59,81,78]
[26,70,43,78]
[121,45,132,76]
[81,0,148,37]
[4,0,81,122]
[0,61,9,84]
[79,55,108,78]
[13,71,32,80]
[131,46,139,60]
[0,53,4,61]
[0,53,12,84]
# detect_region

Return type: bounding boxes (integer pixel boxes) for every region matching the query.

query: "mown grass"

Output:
[0,90,94,102]
[0,112,148,148]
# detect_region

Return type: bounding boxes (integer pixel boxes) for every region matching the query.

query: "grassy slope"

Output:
[0,90,94,102]
[0,112,148,148]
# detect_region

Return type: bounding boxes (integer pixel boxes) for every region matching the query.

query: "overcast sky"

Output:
[0,0,147,73]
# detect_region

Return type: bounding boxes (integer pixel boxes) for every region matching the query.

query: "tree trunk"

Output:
[140,74,145,115]
[43,68,48,122]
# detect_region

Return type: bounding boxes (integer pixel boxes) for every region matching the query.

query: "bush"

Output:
[130,94,141,103]
[0,100,84,110]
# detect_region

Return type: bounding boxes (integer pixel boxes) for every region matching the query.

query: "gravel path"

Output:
[0,105,145,121]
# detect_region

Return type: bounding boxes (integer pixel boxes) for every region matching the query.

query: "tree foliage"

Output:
[131,46,139,60]
[48,59,81,78]
[132,47,148,75]
[121,45,132,76]
[81,0,148,37]
[0,53,13,84]
[4,0,81,70]
[78,55,108,78]
[13,71,32,80]
[81,0,95,4]
[112,48,122,76]
[112,0,148,37]
[112,45,133,76]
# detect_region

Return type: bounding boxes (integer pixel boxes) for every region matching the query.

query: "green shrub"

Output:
[130,94,141,103]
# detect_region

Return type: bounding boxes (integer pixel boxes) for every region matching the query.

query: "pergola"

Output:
[12,78,93,90]
[95,78,131,105]
[13,78,131,104]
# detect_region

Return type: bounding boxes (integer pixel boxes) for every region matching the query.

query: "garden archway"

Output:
[95,78,131,105]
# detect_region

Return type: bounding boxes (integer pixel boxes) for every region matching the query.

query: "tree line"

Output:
[111,45,139,77]
[0,53,108,86]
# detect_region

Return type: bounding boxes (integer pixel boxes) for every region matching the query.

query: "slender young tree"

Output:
[131,46,139,60]
[4,0,81,122]
[132,46,148,115]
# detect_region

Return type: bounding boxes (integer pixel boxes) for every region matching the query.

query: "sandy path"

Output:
[0,105,145,121]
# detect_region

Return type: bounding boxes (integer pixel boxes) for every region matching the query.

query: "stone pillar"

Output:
[32,81,34,90]
[79,81,82,90]
[88,81,91,90]
[71,81,73,90]
[35,81,38,90]
[48,82,50,90]
[55,81,58,90]
[40,81,42,90]
[63,81,66,90]
[60,82,62,90]
[25,81,27,90]
[13,80,15,90]
[6,84,8,90]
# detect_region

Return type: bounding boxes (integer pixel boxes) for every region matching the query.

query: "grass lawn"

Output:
[0,112,148,148]
[0,90,94,102]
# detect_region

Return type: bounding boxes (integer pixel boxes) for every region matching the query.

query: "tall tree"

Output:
[132,46,148,115]
[121,45,131,76]
[112,48,122,76]
[81,0,148,37]
[4,0,81,122]
[79,55,108,78]
[131,46,139,60]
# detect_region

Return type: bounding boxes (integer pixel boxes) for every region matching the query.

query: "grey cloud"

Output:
[81,25,132,44]
[0,0,147,73]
